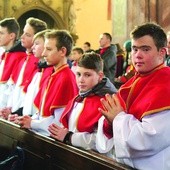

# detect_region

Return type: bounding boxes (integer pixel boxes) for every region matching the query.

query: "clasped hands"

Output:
[98,93,123,124]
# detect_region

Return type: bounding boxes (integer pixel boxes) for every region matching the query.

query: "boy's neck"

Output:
[53,57,67,71]
[26,48,32,53]
[4,41,15,51]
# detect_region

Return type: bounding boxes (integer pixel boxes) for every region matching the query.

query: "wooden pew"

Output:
[0,119,134,170]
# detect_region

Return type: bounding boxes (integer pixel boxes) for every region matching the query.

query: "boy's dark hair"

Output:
[33,29,51,41]
[84,42,91,47]
[0,17,20,40]
[78,52,103,72]
[103,33,112,42]
[26,17,47,34]
[72,47,84,54]
[130,22,167,50]
[45,29,73,56]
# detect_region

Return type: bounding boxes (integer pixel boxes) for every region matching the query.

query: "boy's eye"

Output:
[46,47,52,51]
[25,33,32,37]
[76,72,81,77]
[141,47,151,51]
[132,46,151,52]
[84,74,90,77]
[132,47,138,52]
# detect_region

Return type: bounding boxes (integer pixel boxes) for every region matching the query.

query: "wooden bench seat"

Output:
[0,118,134,170]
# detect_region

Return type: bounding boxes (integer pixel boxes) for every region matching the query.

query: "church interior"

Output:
[0,1,170,170]
[0,0,169,50]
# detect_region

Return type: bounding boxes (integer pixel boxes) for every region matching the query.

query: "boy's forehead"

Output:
[76,66,94,72]
[23,23,35,34]
[0,26,8,32]
[132,35,155,46]
[72,50,79,53]
[34,37,44,43]
[99,34,105,39]
[45,37,56,42]
[44,38,57,46]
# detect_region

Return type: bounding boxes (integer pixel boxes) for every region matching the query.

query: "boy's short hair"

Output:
[26,17,47,34]
[78,52,103,72]
[33,29,51,41]
[72,47,84,54]
[45,29,73,56]
[103,33,112,42]
[130,22,167,50]
[84,42,91,47]
[0,17,20,40]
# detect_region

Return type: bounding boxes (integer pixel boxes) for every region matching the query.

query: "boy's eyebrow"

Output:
[132,45,152,49]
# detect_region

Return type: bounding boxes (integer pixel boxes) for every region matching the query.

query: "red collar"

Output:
[100,47,109,55]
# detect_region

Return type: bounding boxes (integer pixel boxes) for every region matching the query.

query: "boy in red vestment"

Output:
[7,30,53,118]
[48,52,117,150]
[17,30,78,136]
[21,29,53,116]
[0,17,47,119]
[0,18,26,111]
[97,23,170,170]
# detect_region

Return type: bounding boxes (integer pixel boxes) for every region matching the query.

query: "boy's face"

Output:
[70,50,82,61]
[32,37,44,58]
[99,34,109,48]
[43,38,65,67]
[20,23,35,50]
[76,66,103,93]
[131,35,165,73]
[83,44,90,52]
[0,26,15,47]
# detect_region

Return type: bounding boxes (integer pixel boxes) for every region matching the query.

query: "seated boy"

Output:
[16,30,78,136]
[48,52,117,150]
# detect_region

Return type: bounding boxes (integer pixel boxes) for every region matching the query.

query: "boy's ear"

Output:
[60,47,67,56]
[160,47,166,53]
[159,47,167,58]
[10,32,16,40]
[99,71,104,81]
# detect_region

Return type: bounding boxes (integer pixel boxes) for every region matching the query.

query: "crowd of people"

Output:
[0,16,170,170]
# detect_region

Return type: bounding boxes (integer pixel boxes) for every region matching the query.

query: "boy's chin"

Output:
[79,89,87,93]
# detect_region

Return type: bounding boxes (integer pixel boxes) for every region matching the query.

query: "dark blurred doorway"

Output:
[18,9,55,34]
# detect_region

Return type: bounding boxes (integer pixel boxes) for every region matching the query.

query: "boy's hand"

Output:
[17,115,32,129]
[98,94,123,124]
[48,123,68,142]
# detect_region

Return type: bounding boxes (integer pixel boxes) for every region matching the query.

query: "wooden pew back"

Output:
[0,119,134,170]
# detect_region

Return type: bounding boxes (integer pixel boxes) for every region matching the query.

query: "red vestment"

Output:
[103,64,170,138]
[38,67,53,88]
[118,64,170,120]
[61,95,104,133]
[34,64,78,117]
[11,52,39,92]
[23,66,54,93]
[0,51,26,82]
